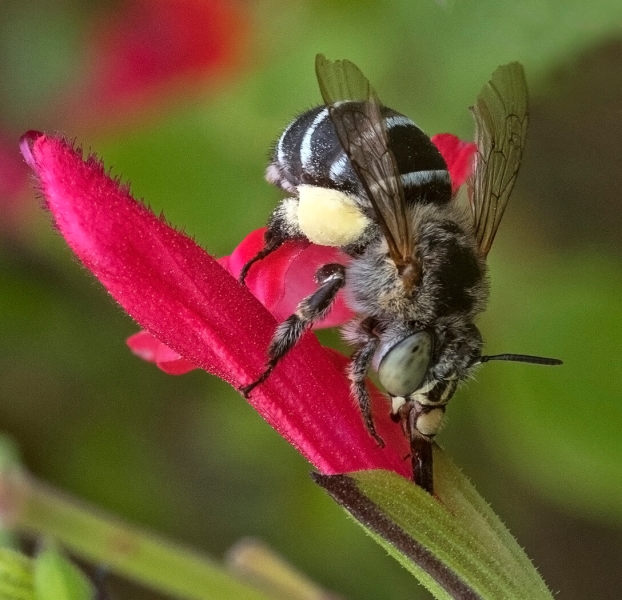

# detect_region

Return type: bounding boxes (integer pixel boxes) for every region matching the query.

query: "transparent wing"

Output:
[469,62,528,256]
[315,54,416,280]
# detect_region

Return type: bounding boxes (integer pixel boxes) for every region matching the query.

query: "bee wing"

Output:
[469,62,529,256]
[315,54,414,273]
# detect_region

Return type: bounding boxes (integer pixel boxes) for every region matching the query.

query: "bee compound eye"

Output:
[378,331,433,398]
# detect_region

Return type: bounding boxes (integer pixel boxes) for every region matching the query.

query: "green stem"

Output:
[227,538,341,600]
[0,471,272,600]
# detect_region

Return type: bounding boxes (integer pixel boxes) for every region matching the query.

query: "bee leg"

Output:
[241,263,346,396]
[240,197,306,284]
[348,335,384,448]
[239,236,283,285]
[408,405,434,494]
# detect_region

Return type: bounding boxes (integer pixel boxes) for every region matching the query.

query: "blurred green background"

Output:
[1,0,621,598]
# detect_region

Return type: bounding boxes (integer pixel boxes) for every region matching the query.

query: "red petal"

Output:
[431,134,476,192]
[132,227,354,376]
[127,330,161,362]
[223,228,354,327]
[24,132,409,477]
[127,331,197,375]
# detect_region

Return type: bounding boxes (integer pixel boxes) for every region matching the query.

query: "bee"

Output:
[241,55,561,493]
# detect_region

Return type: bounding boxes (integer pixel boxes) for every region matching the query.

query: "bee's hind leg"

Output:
[241,263,346,396]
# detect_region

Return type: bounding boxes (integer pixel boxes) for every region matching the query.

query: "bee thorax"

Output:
[398,259,421,293]
[346,203,488,322]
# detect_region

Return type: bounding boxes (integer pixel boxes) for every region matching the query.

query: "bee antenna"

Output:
[473,353,563,367]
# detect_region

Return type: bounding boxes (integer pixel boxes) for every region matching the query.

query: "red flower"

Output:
[128,227,354,375]
[2,1,249,231]
[431,133,476,194]
[73,0,248,122]
[21,131,474,478]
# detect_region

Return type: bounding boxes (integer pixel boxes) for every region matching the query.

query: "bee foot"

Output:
[372,432,385,449]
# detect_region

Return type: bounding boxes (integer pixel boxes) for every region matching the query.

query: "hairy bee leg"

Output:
[239,237,284,284]
[241,263,346,397]
[408,406,434,494]
[348,337,384,448]
[240,194,310,285]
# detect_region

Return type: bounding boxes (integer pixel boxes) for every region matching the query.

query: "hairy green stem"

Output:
[0,471,272,600]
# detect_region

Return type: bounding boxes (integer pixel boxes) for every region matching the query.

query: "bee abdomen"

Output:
[266,104,453,206]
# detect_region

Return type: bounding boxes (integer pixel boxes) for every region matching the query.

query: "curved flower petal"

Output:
[127,224,354,375]
[431,133,476,192]
[22,132,409,477]
[127,330,197,375]
[221,228,353,327]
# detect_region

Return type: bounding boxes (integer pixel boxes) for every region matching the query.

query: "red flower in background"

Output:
[431,133,477,194]
[21,131,474,478]
[74,0,247,122]
[1,0,248,226]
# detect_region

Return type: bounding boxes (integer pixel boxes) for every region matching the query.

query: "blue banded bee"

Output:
[241,55,561,493]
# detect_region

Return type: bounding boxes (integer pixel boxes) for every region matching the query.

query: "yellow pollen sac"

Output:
[416,408,444,437]
[297,184,369,247]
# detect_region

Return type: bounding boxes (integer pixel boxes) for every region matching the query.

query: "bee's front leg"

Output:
[347,320,384,447]
[241,263,346,396]
[239,198,303,284]
[238,236,283,284]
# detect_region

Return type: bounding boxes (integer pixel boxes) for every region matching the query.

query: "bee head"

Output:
[375,323,484,399]
[376,331,433,398]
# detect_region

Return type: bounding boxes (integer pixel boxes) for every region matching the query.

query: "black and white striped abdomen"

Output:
[265,104,453,206]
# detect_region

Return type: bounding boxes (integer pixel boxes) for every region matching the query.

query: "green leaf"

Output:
[33,545,93,600]
[313,448,553,600]
[0,548,34,600]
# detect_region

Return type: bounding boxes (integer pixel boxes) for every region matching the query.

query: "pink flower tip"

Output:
[19,131,43,170]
